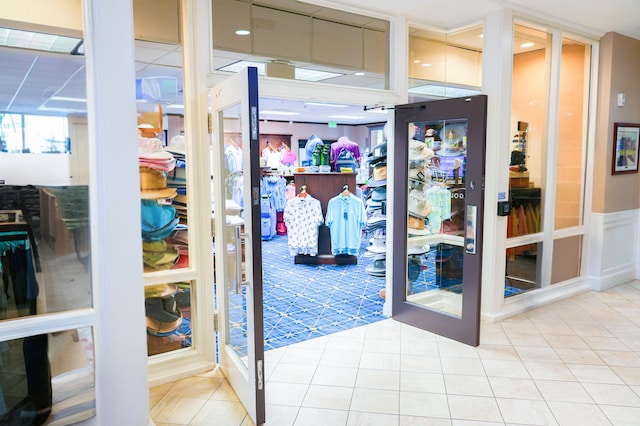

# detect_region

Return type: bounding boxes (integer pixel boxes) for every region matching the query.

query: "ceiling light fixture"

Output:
[328,115,365,120]
[304,102,347,108]
[0,27,82,54]
[354,72,365,76]
[421,63,433,67]
[260,110,300,116]
[520,42,534,48]
[235,29,251,36]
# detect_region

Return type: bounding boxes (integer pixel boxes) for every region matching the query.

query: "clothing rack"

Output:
[292,172,357,265]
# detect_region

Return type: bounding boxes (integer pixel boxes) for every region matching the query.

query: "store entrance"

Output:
[254,98,389,351]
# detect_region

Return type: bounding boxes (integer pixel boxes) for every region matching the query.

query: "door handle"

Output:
[465,205,477,254]
[234,225,250,294]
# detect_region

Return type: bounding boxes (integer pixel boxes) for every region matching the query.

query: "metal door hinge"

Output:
[213,312,219,332]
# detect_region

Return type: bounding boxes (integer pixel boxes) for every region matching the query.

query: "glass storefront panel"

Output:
[212,0,389,90]
[408,26,483,103]
[505,242,541,295]
[509,24,550,237]
[554,36,590,230]
[0,327,95,424]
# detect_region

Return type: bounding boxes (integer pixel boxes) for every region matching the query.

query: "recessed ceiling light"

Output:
[261,110,300,116]
[520,42,534,48]
[328,115,365,120]
[413,60,421,64]
[354,72,365,76]
[235,29,250,36]
[421,63,432,67]
[304,102,347,108]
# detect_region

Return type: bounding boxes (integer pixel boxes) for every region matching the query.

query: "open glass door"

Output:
[391,95,487,346]
[210,67,265,424]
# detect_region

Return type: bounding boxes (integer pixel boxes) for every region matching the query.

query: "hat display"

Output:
[408,165,426,183]
[408,189,432,218]
[408,235,430,255]
[166,134,186,156]
[366,235,386,254]
[368,142,387,166]
[141,200,180,241]
[144,283,179,298]
[408,140,434,161]
[365,255,386,277]
[371,187,387,201]
[140,167,178,200]
[145,296,182,336]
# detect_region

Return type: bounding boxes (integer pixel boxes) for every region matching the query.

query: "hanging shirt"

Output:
[284,195,324,256]
[426,185,451,233]
[281,149,297,166]
[262,147,281,168]
[261,175,288,212]
[325,194,366,255]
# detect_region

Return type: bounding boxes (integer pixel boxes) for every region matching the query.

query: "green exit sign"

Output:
[328,121,337,128]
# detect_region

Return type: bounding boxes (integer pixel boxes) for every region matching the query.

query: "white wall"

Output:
[0,153,71,185]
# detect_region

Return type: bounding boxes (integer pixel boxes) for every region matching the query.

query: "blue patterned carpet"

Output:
[226,234,525,356]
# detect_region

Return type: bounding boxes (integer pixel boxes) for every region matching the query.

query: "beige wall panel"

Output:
[593,32,640,213]
[0,0,82,35]
[133,0,180,44]
[408,38,446,82]
[212,0,252,53]
[364,29,385,74]
[445,45,482,87]
[312,19,363,70]
[551,236,582,283]
[253,6,311,62]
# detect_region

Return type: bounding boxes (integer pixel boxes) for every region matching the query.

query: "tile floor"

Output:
[150,280,640,425]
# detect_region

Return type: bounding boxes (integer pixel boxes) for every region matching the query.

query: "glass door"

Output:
[391,95,487,346]
[210,67,265,424]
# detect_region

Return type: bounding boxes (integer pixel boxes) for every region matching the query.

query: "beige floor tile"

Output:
[364,337,402,354]
[188,400,248,426]
[280,346,324,365]
[570,323,615,338]
[488,377,542,400]
[356,368,400,391]
[348,411,400,426]
[443,375,492,397]
[481,359,530,379]
[264,382,309,406]
[320,349,363,368]
[325,335,365,352]
[401,355,443,373]
[582,335,631,351]
[302,384,354,410]
[611,366,640,385]
[476,344,519,361]
[311,365,358,387]
[293,407,349,426]
[495,398,557,425]
[440,357,484,376]
[598,404,640,425]
[533,321,575,336]
[268,362,317,384]
[436,341,479,359]
[523,360,577,381]
[165,376,224,400]
[479,329,511,346]
[544,334,590,349]
[211,380,241,401]
[546,401,612,425]
[265,404,299,426]
[149,396,206,425]
[399,391,449,418]
[505,333,550,347]
[149,381,174,409]
[360,352,401,371]
[534,379,593,403]
[567,364,625,384]
[400,371,445,394]
[399,416,452,425]
[401,340,439,357]
[447,395,503,423]
[595,350,640,367]
[554,347,605,365]
[581,382,640,406]
[514,345,561,362]
[351,388,400,415]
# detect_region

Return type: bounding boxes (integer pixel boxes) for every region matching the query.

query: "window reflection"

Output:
[0,327,95,425]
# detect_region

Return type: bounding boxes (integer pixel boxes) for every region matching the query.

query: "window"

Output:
[0,113,69,153]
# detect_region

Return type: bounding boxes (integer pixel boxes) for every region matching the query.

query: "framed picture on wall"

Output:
[612,123,640,175]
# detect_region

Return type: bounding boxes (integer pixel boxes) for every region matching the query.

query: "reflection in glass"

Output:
[145,282,192,356]
[509,24,550,236]
[554,36,590,230]
[406,119,467,318]
[0,327,95,424]
[505,242,541,295]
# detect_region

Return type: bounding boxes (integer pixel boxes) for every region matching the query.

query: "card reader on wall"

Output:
[497,201,511,216]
